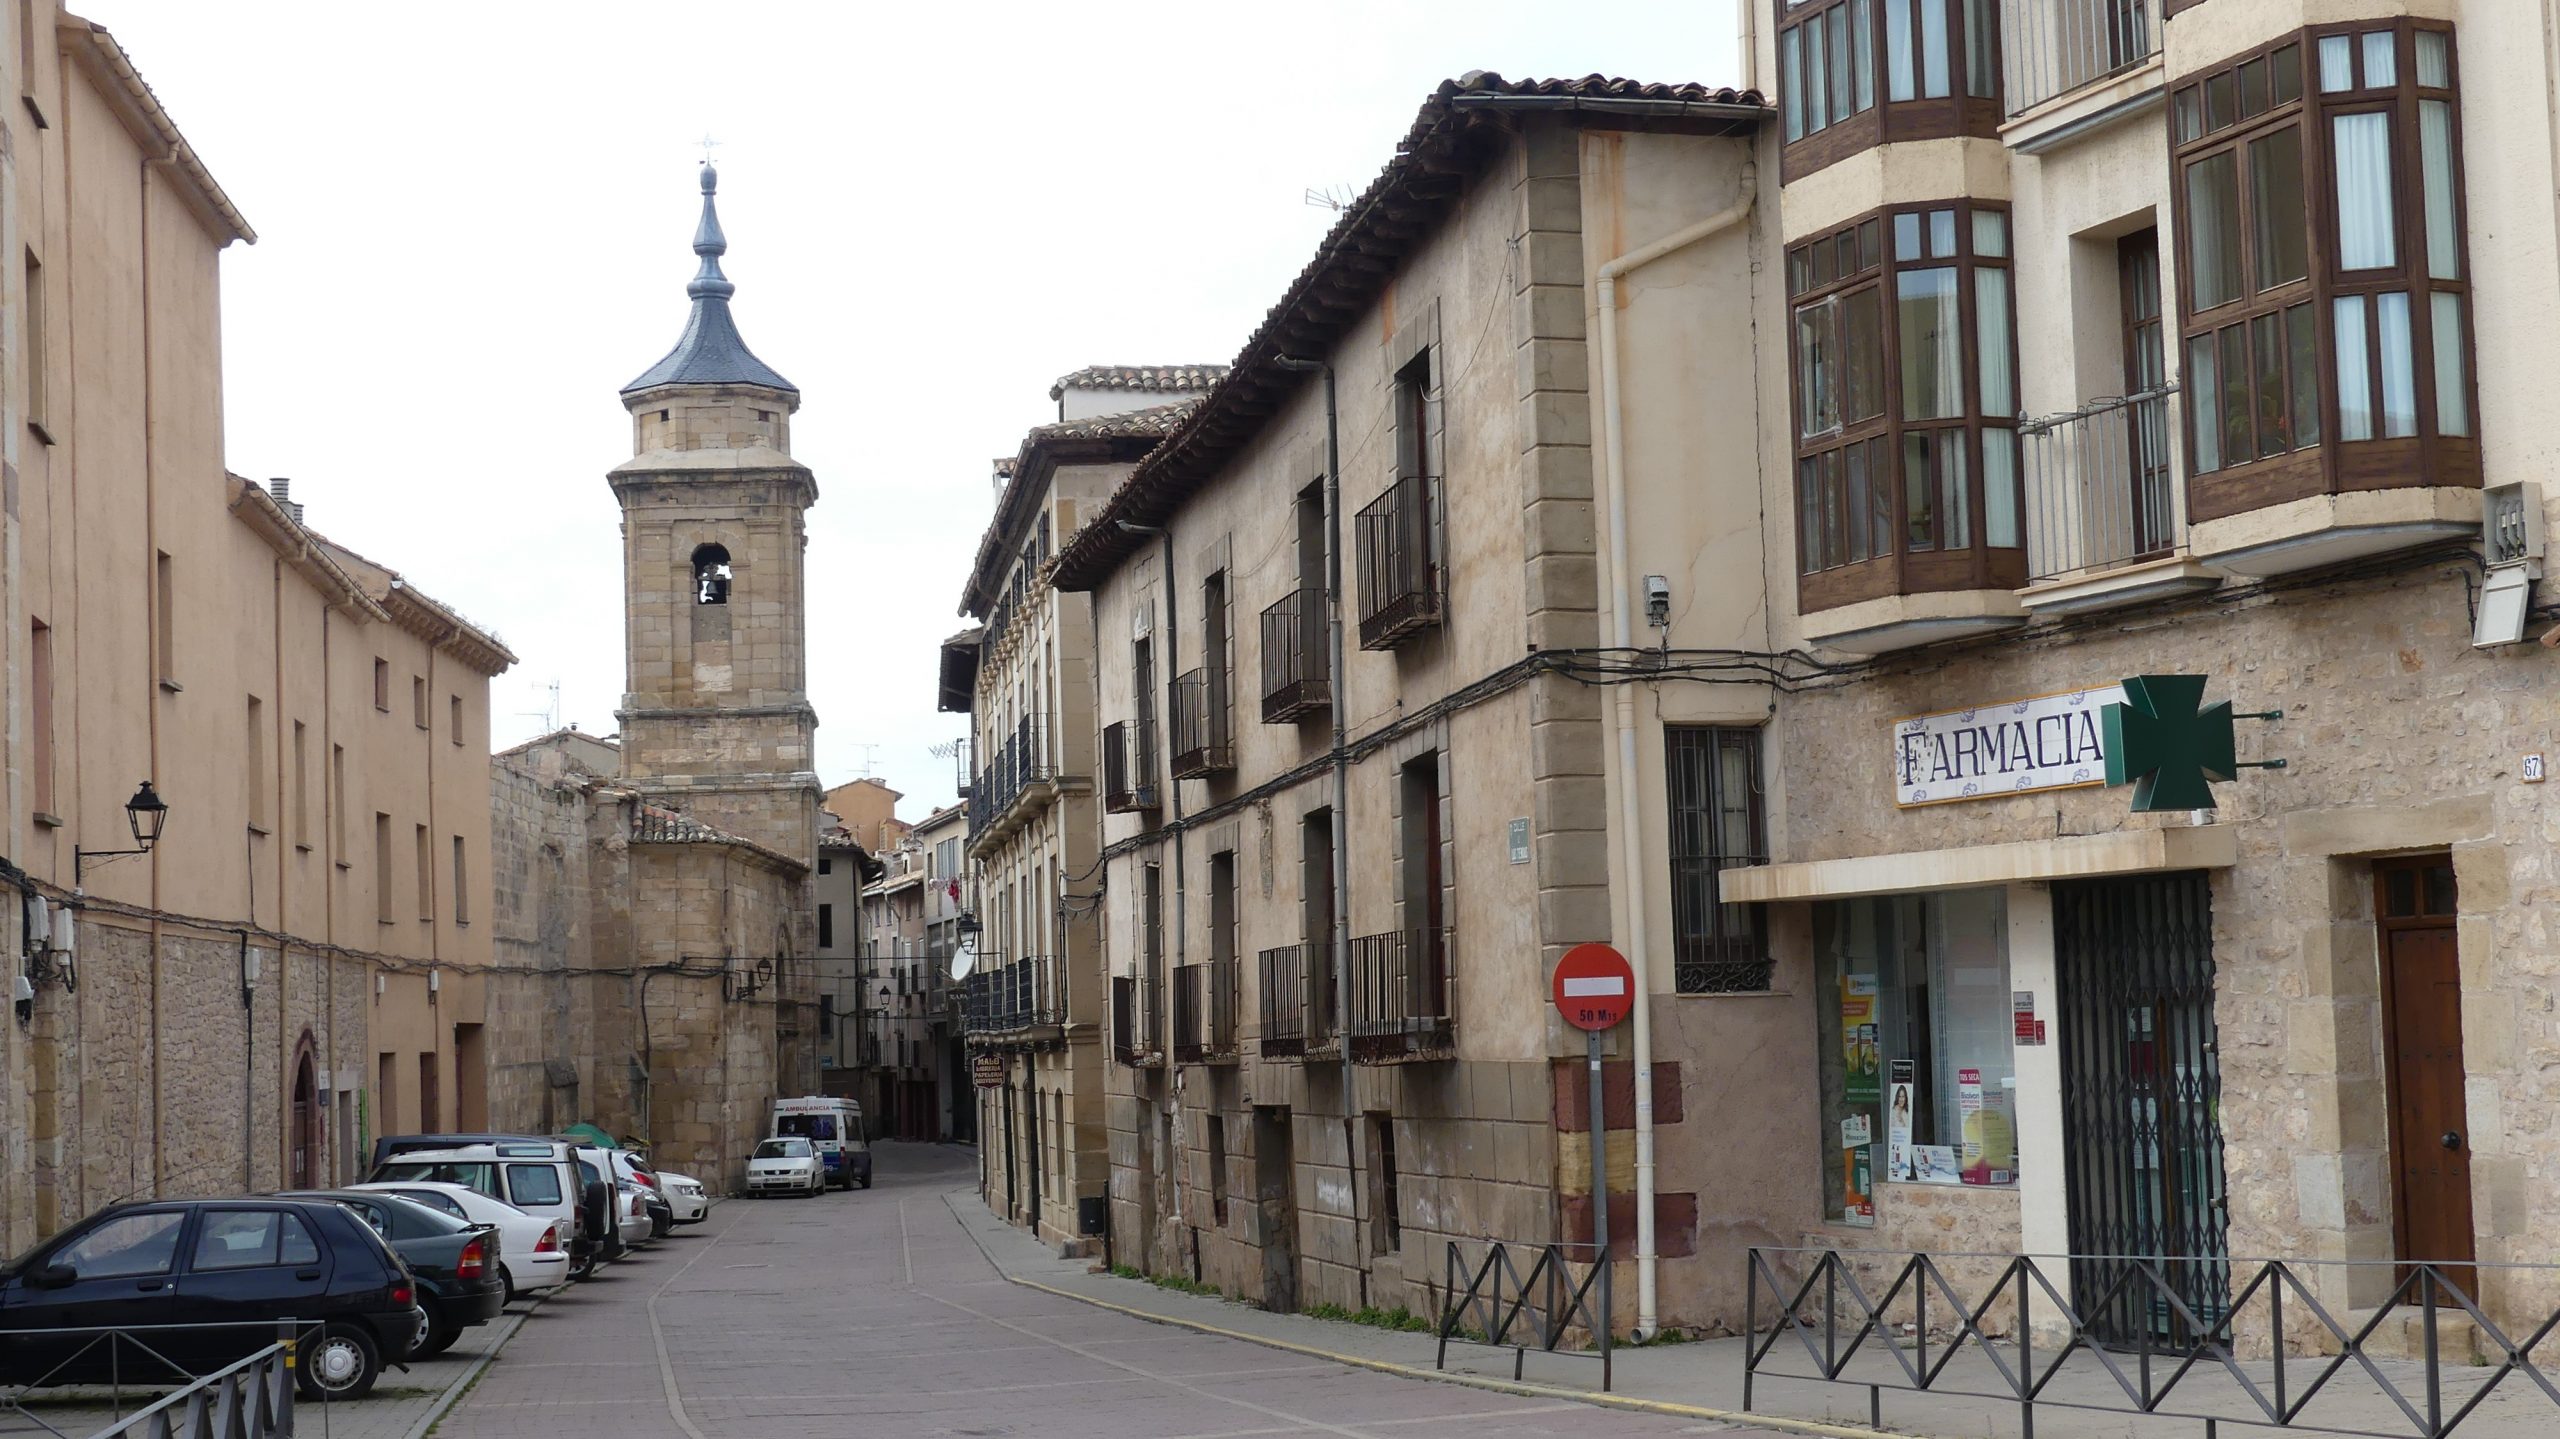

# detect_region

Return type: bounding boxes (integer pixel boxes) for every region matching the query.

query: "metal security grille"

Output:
[2054,871,2230,1347]
[1665,727,1772,993]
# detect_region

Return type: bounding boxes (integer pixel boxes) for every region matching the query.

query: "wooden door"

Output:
[2117,231,2172,558]
[1253,1107,1300,1312]
[290,1046,319,1190]
[2377,856,2474,1297]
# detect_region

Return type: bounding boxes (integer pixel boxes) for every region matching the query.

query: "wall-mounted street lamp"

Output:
[75,781,170,885]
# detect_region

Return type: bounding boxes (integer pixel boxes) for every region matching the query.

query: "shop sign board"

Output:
[972,1054,1005,1088]
[1894,684,2126,807]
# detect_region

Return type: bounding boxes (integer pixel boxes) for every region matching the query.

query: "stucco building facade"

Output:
[948,367,1220,1251]
[0,3,512,1255]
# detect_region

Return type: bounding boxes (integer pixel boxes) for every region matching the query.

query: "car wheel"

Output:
[407,1304,434,1358]
[651,1212,672,1240]
[859,1174,873,1190]
[569,1251,595,1281]
[503,1272,518,1308]
[298,1321,382,1401]
[417,1302,462,1359]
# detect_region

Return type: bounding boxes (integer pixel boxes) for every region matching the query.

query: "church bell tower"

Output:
[610,162,820,863]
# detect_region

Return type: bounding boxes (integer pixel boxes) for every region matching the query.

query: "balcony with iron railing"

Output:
[2021,387,2220,614]
[960,954,1065,1046]
[1356,475,1442,650]
[1102,719,1159,814]
[1259,588,1330,723]
[1171,955,1240,1065]
[1110,973,1164,1066]
[1256,942,1337,1060]
[965,713,1055,847]
[2002,0,2161,123]
[1168,668,1234,780]
[1347,929,1454,1063]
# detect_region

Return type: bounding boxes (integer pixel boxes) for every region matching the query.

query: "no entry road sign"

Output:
[1553,942,1635,1031]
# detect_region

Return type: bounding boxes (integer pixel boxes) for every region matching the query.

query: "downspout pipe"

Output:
[1594,159,1757,1339]
[1271,353,1361,1295]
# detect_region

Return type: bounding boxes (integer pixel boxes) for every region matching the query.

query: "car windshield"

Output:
[775,1115,836,1141]
[755,1139,812,1160]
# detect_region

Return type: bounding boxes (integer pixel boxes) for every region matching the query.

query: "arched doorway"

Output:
[291,1035,320,1189]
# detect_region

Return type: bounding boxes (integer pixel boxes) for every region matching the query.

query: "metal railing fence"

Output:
[1745,1244,2560,1439]
[1347,928,1453,1061]
[1436,1241,1614,1391]
[1259,587,1330,722]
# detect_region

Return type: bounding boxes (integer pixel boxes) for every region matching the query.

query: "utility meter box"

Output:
[2483,481,2544,574]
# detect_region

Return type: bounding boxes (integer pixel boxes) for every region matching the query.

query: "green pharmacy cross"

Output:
[2101,674,2285,812]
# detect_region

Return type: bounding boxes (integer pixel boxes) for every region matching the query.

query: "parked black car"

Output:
[0,1197,415,1400]
[279,1191,505,1358]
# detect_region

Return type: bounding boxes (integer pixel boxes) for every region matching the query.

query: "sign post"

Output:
[1553,943,1637,1259]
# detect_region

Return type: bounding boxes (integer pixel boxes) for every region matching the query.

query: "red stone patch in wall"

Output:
[1559,1191,1699,1258]
[1550,1059,1684,1132]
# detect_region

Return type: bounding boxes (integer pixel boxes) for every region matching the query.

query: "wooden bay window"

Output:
[2173,21,2477,523]
[1790,201,2023,614]
[1778,0,2001,179]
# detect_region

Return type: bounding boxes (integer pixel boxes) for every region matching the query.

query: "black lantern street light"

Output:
[76,781,170,885]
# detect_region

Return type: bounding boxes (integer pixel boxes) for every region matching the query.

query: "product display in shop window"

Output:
[1817,889,2017,1225]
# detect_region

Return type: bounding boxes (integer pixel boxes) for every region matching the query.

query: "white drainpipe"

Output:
[1593,159,1757,1338]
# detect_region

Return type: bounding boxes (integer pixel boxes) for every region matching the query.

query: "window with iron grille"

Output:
[1666,726,1772,993]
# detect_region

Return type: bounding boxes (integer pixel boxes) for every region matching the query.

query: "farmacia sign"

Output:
[1893,685,2126,807]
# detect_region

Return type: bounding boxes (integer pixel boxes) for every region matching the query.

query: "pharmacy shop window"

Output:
[1817,889,2019,1226]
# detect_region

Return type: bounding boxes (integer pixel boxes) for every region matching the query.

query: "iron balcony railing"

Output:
[1171,955,1240,1064]
[966,712,1053,832]
[2023,386,2181,583]
[960,954,1064,1040]
[1168,667,1235,779]
[1355,475,1443,650]
[1257,942,1337,1059]
[1347,928,1453,1062]
[1259,587,1331,722]
[2002,0,2160,119]
[1102,720,1159,813]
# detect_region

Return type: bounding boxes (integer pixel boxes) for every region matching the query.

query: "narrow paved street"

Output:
[433,1142,1768,1438]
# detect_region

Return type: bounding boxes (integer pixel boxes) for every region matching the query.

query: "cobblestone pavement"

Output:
[432,1142,1781,1438]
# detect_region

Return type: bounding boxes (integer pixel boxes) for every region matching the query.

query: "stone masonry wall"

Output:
[1764,554,2560,1333]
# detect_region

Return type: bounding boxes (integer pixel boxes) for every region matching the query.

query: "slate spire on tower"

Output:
[621,162,797,395]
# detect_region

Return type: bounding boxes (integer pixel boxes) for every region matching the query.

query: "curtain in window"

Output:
[2334,296,2373,441]
[2185,153,2242,309]
[2420,100,2459,280]
[2375,291,2416,438]
[1887,0,1916,100]
[1853,0,1876,110]
[2189,336,2222,472]
[1982,430,2019,548]
[1806,11,1831,132]
[1919,0,1950,97]
[1975,268,2014,418]
[1797,302,1840,438]
[2433,292,2470,436]
[1844,287,1884,423]
[1896,268,1962,419]
[2332,112,2397,270]
[2248,127,2308,290]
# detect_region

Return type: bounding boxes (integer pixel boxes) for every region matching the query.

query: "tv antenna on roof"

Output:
[1304,183,1359,213]
[518,679,561,733]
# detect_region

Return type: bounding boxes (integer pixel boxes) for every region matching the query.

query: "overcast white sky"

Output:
[81,1,1741,818]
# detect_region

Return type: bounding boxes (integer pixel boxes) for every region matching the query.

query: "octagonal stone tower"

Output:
[610,162,820,864]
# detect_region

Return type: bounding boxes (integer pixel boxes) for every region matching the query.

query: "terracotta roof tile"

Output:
[1048,365,1228,401]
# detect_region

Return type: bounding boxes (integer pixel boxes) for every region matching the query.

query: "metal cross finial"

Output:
[698,132,721,165]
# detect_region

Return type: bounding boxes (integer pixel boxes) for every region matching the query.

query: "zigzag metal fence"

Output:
[80,1339,296,1439]
[1436,1240,1613,1391]
[1745,1245,2560,1439]
[0,1321,305,1439]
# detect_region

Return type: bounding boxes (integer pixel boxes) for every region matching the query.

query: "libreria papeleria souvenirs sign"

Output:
[1893,684,2126,807]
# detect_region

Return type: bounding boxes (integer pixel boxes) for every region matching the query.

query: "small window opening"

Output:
[692,542,733,605]
[658,409,669,422]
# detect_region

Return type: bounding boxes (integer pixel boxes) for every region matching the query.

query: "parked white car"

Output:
[654,1169,710,1223]
[746,1137,823,1198]
[351,1180,572,1302]
[615,1180,655,1247]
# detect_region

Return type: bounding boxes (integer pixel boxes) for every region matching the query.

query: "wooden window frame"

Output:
[1777,0,2002,182]
[1788,200,2025,617]
[2171,21,2478,525]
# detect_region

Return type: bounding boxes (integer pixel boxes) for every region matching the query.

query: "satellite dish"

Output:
[950,933,978,981]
